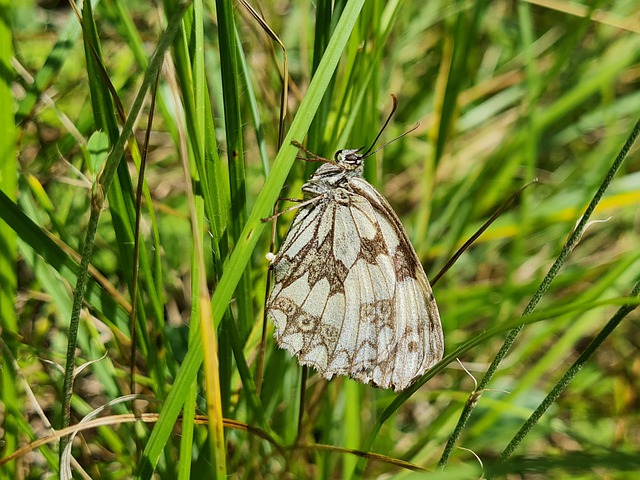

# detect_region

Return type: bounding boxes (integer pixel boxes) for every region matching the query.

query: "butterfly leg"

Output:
[261,196,322,222]
[291,140,336,165]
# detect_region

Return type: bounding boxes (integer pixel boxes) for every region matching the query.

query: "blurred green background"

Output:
[1,0,639,478]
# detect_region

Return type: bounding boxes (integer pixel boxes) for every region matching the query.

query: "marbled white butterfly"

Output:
[267,97,444,392]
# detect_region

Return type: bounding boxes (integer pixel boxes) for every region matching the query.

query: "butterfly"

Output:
[266,97,443,392]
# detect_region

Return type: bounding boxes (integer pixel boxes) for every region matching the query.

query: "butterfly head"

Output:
[334,148,366,170]
[302,151,364,195]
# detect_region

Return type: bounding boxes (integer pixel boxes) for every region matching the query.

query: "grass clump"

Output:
[1,1,639,478]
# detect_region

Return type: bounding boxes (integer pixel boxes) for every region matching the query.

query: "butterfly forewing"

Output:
[267,150,443,392]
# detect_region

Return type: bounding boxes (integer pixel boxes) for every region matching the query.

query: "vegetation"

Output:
[1,0,639,478]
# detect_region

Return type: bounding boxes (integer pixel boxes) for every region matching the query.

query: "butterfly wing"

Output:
[348,177,443,390]
[267,178,443,392]
[267,197,349,373]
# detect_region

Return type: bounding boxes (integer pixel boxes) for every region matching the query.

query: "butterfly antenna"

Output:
[362,94,399,157]
[362,94,420,159]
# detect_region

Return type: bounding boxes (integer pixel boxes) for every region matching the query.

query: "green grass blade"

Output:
[499,279,640,461]
[437,117,640,469]
[0,0,19,473]
[137,2,365,477]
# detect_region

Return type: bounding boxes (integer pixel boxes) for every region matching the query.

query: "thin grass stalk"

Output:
[59,0,188,452]
[61,0,116,454]
[177,381,198,480]
[76,0,158,371]
[235,25,271,175]
[212,1,246,432]
[225,316,273,433]
[466,249,640,441]
[167,44,202,477]
[77,0,167,398]
[186,1,225,472]
[496,279,640,465]
[238,0,289,152]
[129,72,161,398]
[215,0,254,341]
[437,117,640,468]
[164,0,227,258]
[196,216,226,478]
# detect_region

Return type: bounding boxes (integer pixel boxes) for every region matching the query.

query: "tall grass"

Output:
[1,0,639,478]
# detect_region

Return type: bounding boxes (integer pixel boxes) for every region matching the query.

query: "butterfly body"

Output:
[267,147,443,392]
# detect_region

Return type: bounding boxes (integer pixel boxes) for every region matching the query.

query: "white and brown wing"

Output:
[267,178,443,392]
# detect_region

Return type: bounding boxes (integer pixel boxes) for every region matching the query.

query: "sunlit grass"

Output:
[1,0,639,478]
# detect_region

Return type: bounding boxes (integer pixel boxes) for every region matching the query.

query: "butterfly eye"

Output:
[344,153,362,164]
